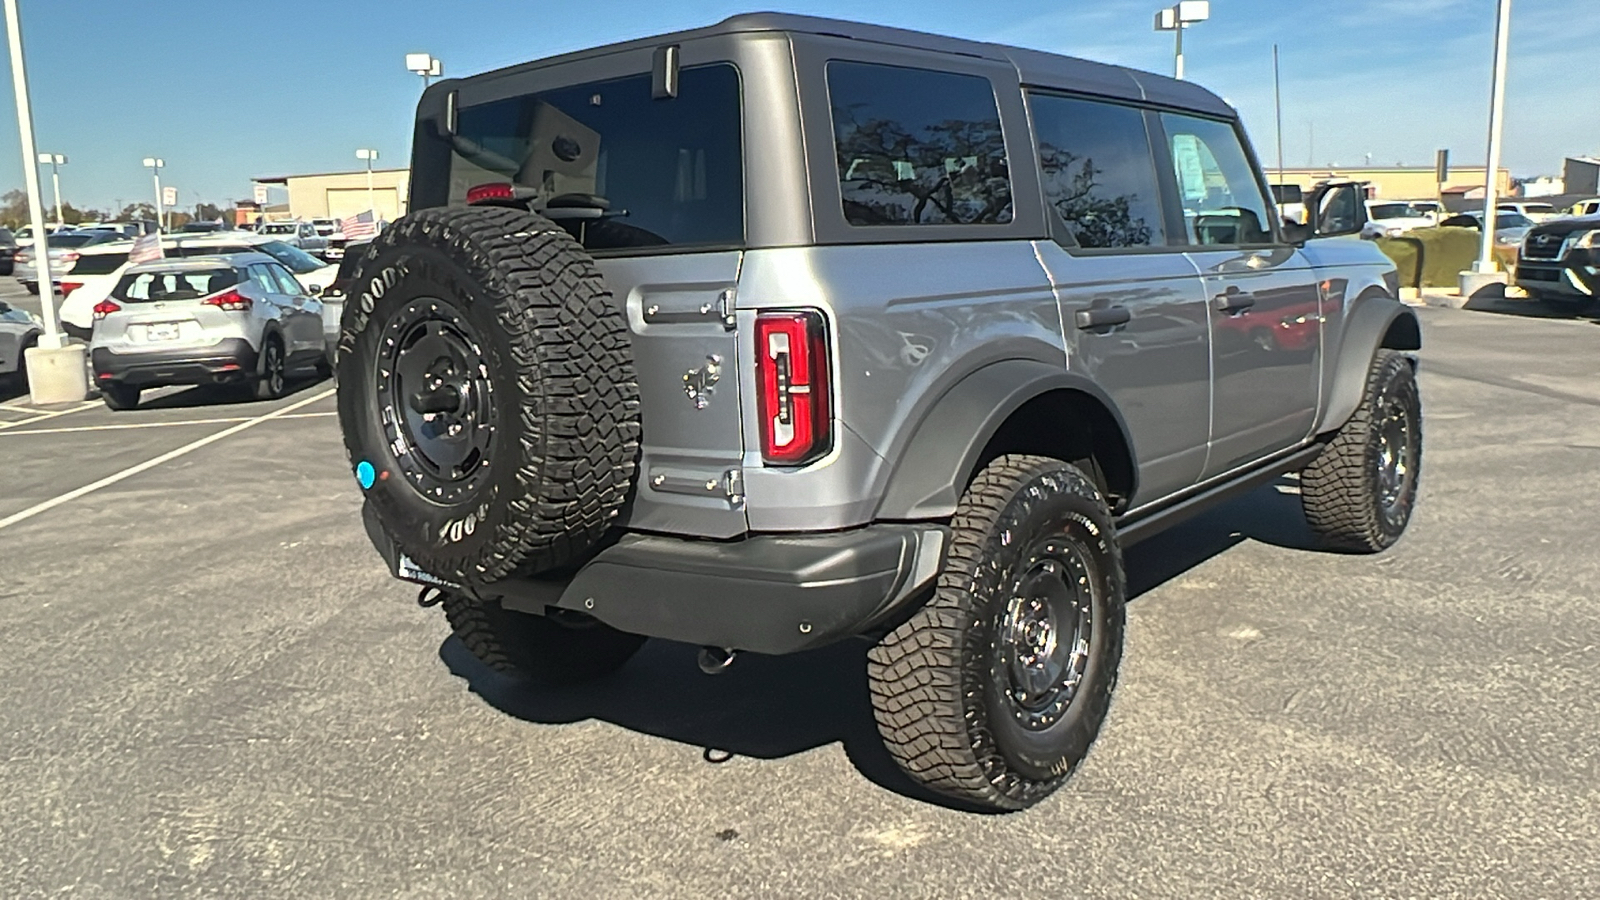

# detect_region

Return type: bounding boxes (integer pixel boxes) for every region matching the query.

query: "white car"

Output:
[258,221,329,254]
[57,233,337,339]
[1498,201,1560,224]
[1568,198,1600,218]
[1361,200,1438,239]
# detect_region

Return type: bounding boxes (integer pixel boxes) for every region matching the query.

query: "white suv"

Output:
[57,233,338,340]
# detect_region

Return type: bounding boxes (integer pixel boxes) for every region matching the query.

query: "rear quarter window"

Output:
[827,61,1013,227]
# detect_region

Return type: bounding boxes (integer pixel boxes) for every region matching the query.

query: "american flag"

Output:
[128,233,164,265]
[340,210,378,241]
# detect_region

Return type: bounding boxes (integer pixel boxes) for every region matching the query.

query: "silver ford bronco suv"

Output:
[337,14,1421,812]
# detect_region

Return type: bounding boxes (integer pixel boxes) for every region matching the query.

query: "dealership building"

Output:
[250,167,411,223]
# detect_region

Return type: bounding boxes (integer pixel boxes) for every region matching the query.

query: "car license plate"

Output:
[146,323,180,342]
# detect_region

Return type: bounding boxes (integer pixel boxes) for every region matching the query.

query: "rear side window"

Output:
[436,64,744,251]
[1160,112,1276,247]
[70,252,131,276]
[1028,94,1165,248]
[114,268,241,302]
[827,62,1012,227]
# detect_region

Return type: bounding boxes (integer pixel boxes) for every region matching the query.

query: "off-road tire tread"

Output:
[867,454,1123,811]
[1301,350,1421,552]
[341,206,640,582]
[442,591,645,685]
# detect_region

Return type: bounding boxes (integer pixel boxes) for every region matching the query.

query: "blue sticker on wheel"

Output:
[356,460,376,490]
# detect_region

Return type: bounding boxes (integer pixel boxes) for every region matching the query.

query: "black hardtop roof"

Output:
[453,12,1233,118]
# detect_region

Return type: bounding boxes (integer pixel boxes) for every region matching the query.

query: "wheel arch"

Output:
[1316,290,1420,436]
[875,360,1138,520]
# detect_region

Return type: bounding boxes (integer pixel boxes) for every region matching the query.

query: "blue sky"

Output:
[0,0,1595,212]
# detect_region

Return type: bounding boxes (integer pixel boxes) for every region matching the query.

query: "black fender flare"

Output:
[255,324,286,374]
[1316,292,1420,435]
[874,359,1137,520]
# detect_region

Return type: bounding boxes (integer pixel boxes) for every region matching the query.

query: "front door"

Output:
[1028,92,1213,506]
[1158,111,1322,477]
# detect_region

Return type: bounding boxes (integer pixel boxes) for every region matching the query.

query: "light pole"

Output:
[6,0,87,402]
[1153,1,1210,81]
[356,148,379,218]
[405,52,442,92]
[143,157,165,232]
[1474,0,1512,275]
[37,152,65,225]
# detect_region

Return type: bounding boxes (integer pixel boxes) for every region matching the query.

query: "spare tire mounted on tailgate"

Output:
[336,206,641,584]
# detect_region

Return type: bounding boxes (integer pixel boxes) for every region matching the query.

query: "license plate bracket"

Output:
[146,323,180,342]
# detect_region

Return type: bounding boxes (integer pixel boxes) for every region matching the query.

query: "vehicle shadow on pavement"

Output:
[438,481,1321,811]
[1461,294,1600,322]
[135,376,331,410]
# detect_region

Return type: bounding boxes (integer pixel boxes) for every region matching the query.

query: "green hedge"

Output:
[1375,227,1488,288]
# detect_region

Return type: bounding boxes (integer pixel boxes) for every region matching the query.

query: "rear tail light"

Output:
[466,182,515,205]
[14,251,29,264]
[60,281,82,297]
[201,290,251,311]
[60,252,79,264]
[92,299,121,319]
[755,310,831,465]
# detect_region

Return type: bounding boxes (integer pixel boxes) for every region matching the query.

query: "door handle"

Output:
[1211,288,1256,314]
[1074,305,1131,330]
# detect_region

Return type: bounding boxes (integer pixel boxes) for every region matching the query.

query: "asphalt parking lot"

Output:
[2,282,1598,898]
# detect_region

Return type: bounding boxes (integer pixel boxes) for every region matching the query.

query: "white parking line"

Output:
[0,400,101,430]
[0,387,337,532]
[0,410,336,437]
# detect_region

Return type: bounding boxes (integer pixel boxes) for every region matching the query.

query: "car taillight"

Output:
[14,251,29,264]
[755,310,831,465]
[60,252,79,263]
[201,290,251,311]
[92,299,121,319]
[466,182,515,205]
[60,281,83,297]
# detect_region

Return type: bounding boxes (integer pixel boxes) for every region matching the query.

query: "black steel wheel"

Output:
[1302,349,1423,552]
[868,455,1125,812]
[336,206,641,585]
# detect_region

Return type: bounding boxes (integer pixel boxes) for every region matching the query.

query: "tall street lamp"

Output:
[405,52,442,92]
[356,148,379,218]
[5,0,86,402]
[1153,1,1210,81]
[1474,0,1513,276]
[143,157,165,231]
[37,152,65,225]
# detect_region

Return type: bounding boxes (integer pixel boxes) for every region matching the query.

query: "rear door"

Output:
[1027,92,1213,505]
[1157,111,1322,476]
[421,58,749,537]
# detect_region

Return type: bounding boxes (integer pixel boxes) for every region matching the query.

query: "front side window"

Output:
[827,61,1012,227]
[441,64,744,251]
[1028,93,1165,249]
[1160,113,1276,246]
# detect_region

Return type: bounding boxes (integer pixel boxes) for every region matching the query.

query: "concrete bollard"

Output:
[23,343,89,404]
[1455,270,1507,309]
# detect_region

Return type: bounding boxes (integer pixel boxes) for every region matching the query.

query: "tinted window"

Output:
[70,252,131,276]
[114,268,241,302]
[1160,113,1275,246]
[261,223,297,235]
[827,62,1011,227]
[256,240,324,273]
[1028,94,1164,248]
[439,64,743,251]
[268,263,303,295]
[48,234,95,248]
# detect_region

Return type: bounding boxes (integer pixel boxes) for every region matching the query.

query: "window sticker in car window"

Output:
[1171,134,1208,203]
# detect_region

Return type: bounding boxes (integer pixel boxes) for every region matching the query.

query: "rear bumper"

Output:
[364,502,948,655]
[91,338,259,387]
